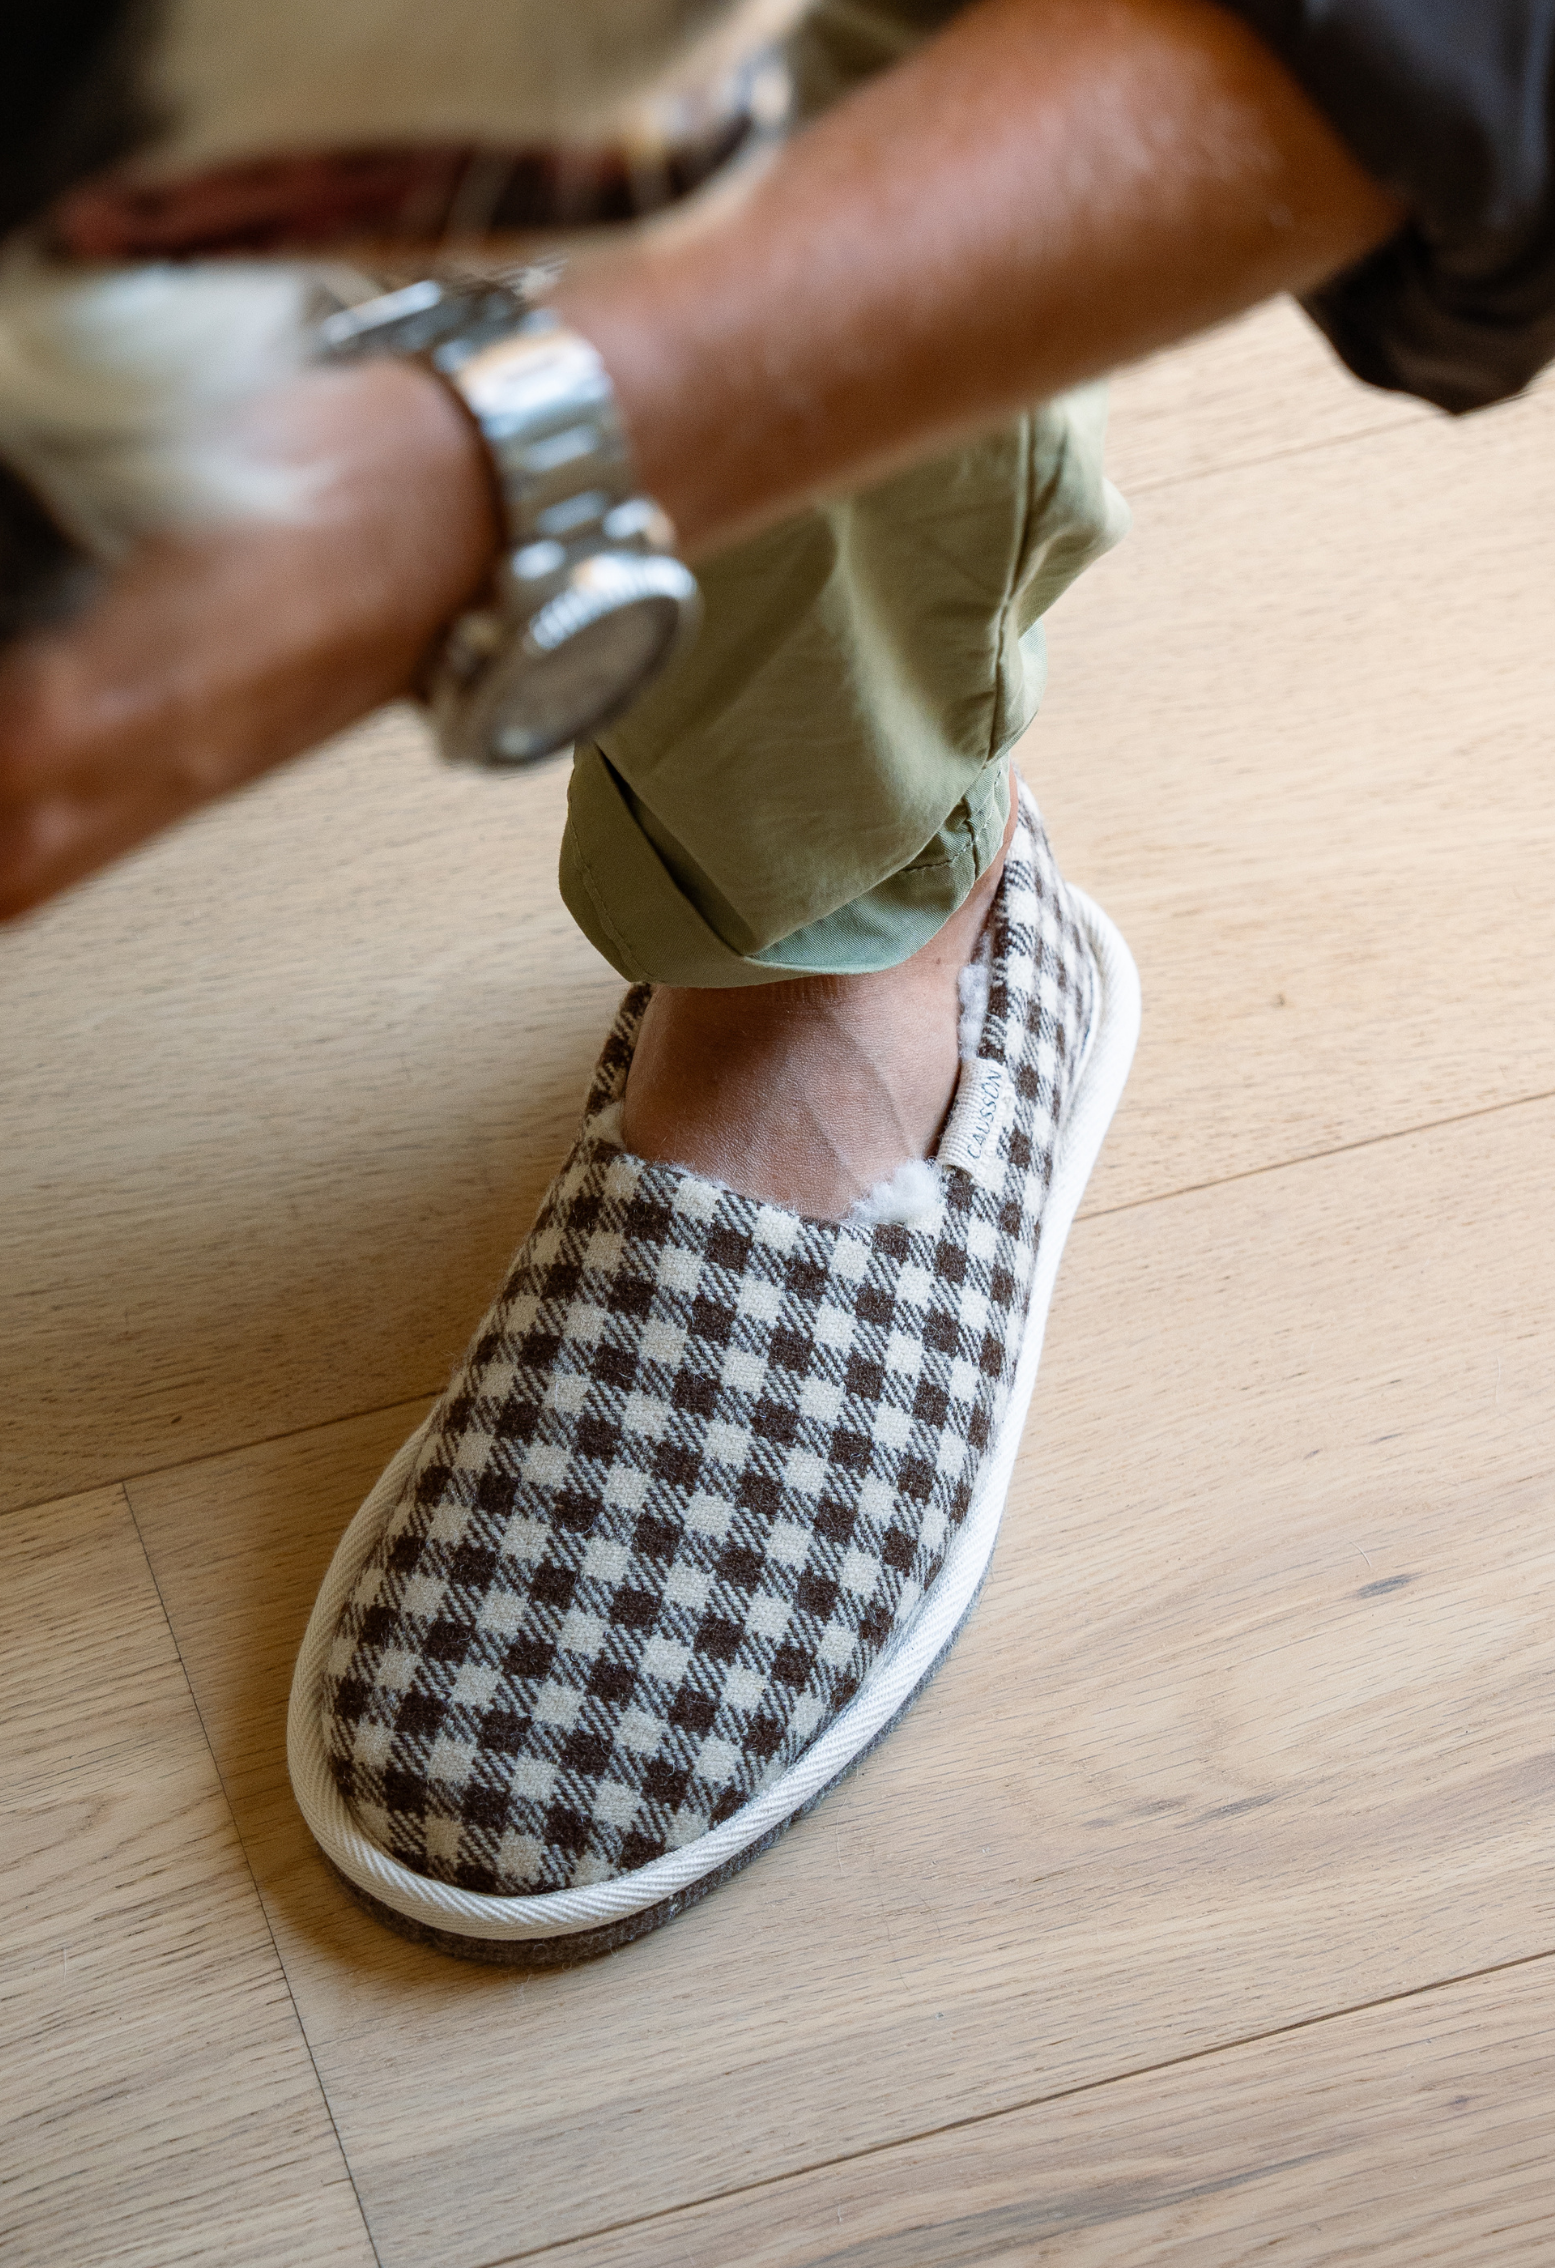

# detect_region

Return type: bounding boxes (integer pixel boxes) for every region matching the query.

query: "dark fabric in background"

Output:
[1225,0,1555,408]
[0,0,156,241]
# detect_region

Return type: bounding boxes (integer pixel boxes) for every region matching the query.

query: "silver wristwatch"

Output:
[316,275,700,768]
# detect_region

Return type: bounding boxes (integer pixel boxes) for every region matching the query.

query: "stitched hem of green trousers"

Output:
[560,385,1128,988]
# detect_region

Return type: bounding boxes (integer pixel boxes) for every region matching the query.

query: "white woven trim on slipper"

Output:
[286,886,1140,1941]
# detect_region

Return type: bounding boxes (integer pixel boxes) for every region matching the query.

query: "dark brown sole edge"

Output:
[319,1561,993,1970]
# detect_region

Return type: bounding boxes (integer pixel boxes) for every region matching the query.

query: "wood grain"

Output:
[8,298,1555,2268]
[0,716,619,1515]
[529,1955,1555,2267]
[5,314,1554,1515]
[1103,297,1435,499]
[125,1097,1555,2265]
[0,1487,374,2268]
[1034,367,1555,1217]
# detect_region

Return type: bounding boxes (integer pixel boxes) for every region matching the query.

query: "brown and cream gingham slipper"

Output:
[288,785,1138,1962]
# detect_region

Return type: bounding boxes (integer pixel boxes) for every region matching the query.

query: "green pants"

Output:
[559,2,1129,988]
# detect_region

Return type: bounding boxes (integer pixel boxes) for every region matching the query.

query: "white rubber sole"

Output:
[287,886,1140,1956]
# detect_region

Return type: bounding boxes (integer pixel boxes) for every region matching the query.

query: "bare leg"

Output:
[621,778,1016,1218]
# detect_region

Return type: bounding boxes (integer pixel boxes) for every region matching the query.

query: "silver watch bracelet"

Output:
[314,272,698,768]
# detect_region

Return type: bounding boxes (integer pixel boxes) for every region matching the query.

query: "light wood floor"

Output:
[3,302,1553,2268]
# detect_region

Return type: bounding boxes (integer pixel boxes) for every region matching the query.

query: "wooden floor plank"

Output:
[5,318,1553,1513]
[1036,373,1555,1216]
[125,1099,1555,2265]
[1105,293,1551,498]
[0,1488,376,2268]
[1103,297,1435,499]
[0,724,618,1516]
[531,1956,1555,2268]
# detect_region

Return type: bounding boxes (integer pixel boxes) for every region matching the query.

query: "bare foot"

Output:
[621,782,1015,1218]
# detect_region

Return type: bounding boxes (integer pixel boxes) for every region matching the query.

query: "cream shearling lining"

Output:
[592,936,995,1235]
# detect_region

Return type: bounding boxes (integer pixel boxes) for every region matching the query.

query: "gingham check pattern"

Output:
[322,790,1096,1894]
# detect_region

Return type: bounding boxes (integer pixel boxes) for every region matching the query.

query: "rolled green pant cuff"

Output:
[561,744,1012,987]
[558,383,1125,990]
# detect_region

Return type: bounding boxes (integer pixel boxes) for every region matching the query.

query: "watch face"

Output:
[461,554,700,767]
[493,598,677,762]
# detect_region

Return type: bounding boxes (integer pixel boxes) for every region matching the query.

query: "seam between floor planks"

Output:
[10,308,1552,1517]
[1079,1082,1555,1220]
[1123,411,1420,497]
[1121,381,1553,500]
[0,1480,383,2268]
[115,1479,388,2268]
[106,1095,1555,2259]
[9,1074,1550,1530]
[0,1394,434,1529]
[485,1943,1555,2267]
[9,306,1551,2262]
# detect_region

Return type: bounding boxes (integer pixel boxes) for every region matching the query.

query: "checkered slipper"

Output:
[288,785,1139,1963]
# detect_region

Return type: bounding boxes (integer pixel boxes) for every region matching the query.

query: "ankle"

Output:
[619,777,1016,1215]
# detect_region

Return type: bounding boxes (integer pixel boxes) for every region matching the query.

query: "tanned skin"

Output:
[0,0,1400,1211]
[562,0,1402,551]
